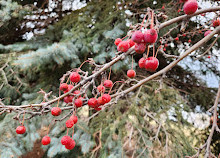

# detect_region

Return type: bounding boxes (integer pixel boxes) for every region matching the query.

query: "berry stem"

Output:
[140,12,148,30]
[155,45,161,58]
[108,81,124,94]
[153,44,155,57]
[151,11,154,29]
[21,110,26,126]
[146,45,150,58]
[122,35,128,40]
[78,60,89,70]
[131,55,134,70]
[108,67,112,80]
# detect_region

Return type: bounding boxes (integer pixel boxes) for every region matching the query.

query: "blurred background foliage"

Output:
[0,0,220,157]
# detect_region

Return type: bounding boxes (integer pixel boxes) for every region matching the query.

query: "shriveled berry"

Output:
[70,115,78,124]
[88,98,98,108]
[135,43,146,54]
[41,136,51,145]
[74,98,83,108]
[117,41,130,52]
[138,58,146,69]
[70,72,81,83]
[66,119,74,128]
[144,57,159,72]
[204,30,212,37]
[114,38,122,46]
[97,85,105,93]
[127,70,136,78]
[213,19,220,27]
[143,29,158,44]
[131,31,144,43]
[65,139,75,150]
[61,135,71,145]
[60,83,68,91]
[97,97,105,105]
[64,96,73,103]
[127,39,135,47]
[51,107,62,116]
[183,0,198,15]
[16,126,26,134]
[102,94,111,103]
[104,80,113,88]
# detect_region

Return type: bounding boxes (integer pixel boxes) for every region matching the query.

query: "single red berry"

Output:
[127,39,135,47]
[175,37,179,41]
[198,30,202,34]
[114,38,122,46]
[102,94,111,103]
[182,33,186,37]
[70,72,81,83]
[97,97,105,105]
[178,9,181,13]
[213,19,220,27]
[143,29,158,44]
[64,96,74,103]
[144,57,159,72]
[66,119,74,128]
[104,80,113,88]
[73,90,81,97]
[127,70,136,78]
[117,41,130,52]
[162,6,165,9]
[183,0,198,15]
[204,30,212,37]
[61,135,72,145]
[65,139,75,150]
[74,98,83,108]
[88,98,98,108]
[131,31,144,43]
[201,13,205,16]
[135,43,146,54]
[51,107,62,116]
[188,39,191,43]
[41,136,51,145]
[94,107,102,111]
[164,43,168,47]
[60,83,68,91]
[16,126,26,134]
[138,58,146,69]
[97,85,105,93]
[64,84,74,93]
[163,48,166,51]
[70,115,78,124]
[207,55,211,58]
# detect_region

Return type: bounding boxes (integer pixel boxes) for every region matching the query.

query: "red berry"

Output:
[163,48,166,51]
[207,55,211,58]
[164,43,168,47]
[88,98,98,108]
[60,83,68,91]
[97,85,105,93]
[41,136,51,145]
[70,115,78,124]
[117,41,130,52]
[70,72,81,83]
[144,57,159,72]
[74,98,83,108]
[51,107,62,116]
[102,94,111,103]
[104,80,113,88]
[188,39,191,43]
[183,0,198,15]
[127,70,136,78]
[73,90,81,97]
[94,107,102,111]
[66,119,74,128]
[127,39,135,47]
[213,19,220,27]
[65,139,75,150]
[138,58,146,69]
[204,30,212,37]
[201,13,205,16]
[64,96,73,103]
[16,126,26,134]
[64,84,74,93]
[178,9,181,13]
[143,29,158,44]
[182,33,186,37]
[162,6,165,9]
[135,43,146,54]
[175,37,179,41]
[61,135,71,145]
[97,97,105,105]
[114,38,122,46]
[131,31,144,43]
